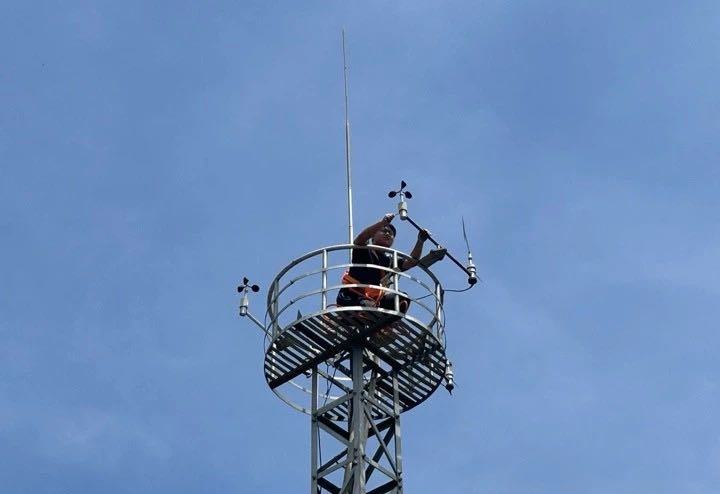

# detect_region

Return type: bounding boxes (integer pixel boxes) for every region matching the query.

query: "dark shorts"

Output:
[336,288,410,312]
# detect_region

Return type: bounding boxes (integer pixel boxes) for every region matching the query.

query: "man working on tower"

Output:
[336,213,440,312]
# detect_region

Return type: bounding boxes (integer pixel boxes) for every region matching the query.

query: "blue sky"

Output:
[2,1,719,492]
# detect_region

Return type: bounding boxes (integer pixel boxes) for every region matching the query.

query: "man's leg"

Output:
[378,292,410,313]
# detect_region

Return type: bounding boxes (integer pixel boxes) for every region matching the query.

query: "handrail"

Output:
[268,282,443,337]
[266,244,442,305]
[269,261,440,312]
[264,244,445,342]
[267,245,442,315]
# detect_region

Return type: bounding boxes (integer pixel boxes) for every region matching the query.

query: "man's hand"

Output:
[418,247,447,268]
[354,214,396,246]
[417,228,431,242]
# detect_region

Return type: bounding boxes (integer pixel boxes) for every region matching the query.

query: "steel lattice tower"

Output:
[240,244,454,493]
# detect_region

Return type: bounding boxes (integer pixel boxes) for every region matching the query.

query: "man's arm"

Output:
[353,213,395,245]
[399,229,430,271]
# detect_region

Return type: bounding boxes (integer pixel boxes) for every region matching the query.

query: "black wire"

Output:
[413,282,475,301]
[322,363,340,407]
[413,292,435,301]
[444,285,475,294]
[318,358,341,469]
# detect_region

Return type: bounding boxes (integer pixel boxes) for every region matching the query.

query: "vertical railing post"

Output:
[435,282,442,337]
[393,250,400,312]
[271,279,280,339]
[321,249,328,311]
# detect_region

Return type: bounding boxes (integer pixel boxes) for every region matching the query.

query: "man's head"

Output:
[372,223,396,247]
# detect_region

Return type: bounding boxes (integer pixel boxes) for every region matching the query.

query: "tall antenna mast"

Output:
[342,30,354,246]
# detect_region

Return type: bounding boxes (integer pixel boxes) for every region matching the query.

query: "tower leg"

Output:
[311,344,403,494]
[392,373,403,494]
[311,367,319,494]
[346,345,366,493]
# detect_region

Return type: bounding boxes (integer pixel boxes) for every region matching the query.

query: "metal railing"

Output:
[264,244,446,348]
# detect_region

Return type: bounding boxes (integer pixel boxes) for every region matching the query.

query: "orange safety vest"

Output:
[341,271,386,305]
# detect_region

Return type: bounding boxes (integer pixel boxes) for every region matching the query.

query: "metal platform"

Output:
[265,307,447,420]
